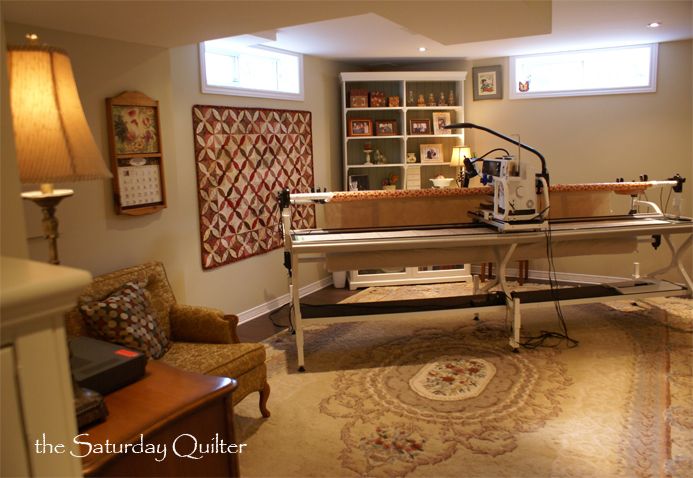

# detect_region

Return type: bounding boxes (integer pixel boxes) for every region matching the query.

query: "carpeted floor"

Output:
[234,283,692,478]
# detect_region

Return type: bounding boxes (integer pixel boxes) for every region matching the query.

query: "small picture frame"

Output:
[432,112,452,135]
[348,118,373,137]
[387,96,400,107]
[375,120,398,136]
[409,118,431,135]
[348,174,370,191]
[473,65,503,100]
[420,143,443,163]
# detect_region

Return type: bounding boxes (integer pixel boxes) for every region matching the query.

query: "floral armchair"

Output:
[65,261,270,417]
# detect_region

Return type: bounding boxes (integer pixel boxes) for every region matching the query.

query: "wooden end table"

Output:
[80,361,240,477]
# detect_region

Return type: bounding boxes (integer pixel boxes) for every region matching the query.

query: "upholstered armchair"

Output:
[65,261,270,417]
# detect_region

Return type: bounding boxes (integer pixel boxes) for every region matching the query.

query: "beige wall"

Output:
[465,40,692,279]
[3,22,346,314]
[1,13,28,259]
[165,44,346,308]
[3,20,690,306]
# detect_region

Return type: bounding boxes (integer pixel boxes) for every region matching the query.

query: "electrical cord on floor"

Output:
[267,301,294,331]
[520,221,579,350]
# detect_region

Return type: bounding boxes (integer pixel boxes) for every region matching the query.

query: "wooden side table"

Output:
[80,361,239,477]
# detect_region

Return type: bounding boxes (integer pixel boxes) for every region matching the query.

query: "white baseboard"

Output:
[237,276,333,324]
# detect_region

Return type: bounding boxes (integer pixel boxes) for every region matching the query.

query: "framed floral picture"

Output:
[106,91,166,216]
[473,65,503,100]
[111,105,160,154]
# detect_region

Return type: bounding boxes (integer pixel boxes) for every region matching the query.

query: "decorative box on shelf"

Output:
[369,91,386,107]
[349,89,368,108]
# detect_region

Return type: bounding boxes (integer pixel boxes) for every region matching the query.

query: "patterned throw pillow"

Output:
[79,282,171,359]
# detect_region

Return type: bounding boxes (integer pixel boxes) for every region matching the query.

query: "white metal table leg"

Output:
[509,297,521,351]
[494,244,518,299]
[649,234,693,292]
[290,254,306,372]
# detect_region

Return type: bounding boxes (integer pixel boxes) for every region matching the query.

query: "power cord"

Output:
[520,220,579,350]
[267,301,294,331]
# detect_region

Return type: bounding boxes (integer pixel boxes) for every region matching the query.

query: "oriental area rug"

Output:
[234,283,692,478]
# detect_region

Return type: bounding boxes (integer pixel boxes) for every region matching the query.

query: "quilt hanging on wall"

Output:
[192,105,315,270]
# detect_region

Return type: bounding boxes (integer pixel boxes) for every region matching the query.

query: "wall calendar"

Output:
[116,158,163,207]
[106,91,167,215]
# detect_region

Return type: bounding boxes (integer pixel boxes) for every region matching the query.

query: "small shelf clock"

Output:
[106,91,167,215]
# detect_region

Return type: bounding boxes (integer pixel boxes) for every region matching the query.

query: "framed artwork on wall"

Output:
[473,65,503,100]
[106,91,166,216]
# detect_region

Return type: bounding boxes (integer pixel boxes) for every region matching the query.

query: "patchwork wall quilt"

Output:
[192,105,315,270]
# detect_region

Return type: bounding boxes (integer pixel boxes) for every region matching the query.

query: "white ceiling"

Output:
[267,1,692,62]
[2,1,691,63]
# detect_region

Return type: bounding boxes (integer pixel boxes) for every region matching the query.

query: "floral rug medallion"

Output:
[318,322,570,477]
[409,356,497,401]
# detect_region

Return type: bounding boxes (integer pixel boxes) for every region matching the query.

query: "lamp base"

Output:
[21,189,74,265]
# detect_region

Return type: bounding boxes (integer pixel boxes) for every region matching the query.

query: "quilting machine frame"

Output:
[279,190,692,372]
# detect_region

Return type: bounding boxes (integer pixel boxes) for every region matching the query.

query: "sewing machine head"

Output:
[473,154,549,232]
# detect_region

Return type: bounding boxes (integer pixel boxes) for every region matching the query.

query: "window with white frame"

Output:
[509,44,657,99]
[200,39,303,101]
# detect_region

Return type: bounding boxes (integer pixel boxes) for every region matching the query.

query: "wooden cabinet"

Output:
[340,71,467,192]
[80,362,239,477]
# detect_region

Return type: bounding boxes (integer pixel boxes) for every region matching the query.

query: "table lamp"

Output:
[7,39,112,264]
[450,146,472,187]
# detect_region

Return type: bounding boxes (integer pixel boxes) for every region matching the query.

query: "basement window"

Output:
[509,44,657,99]
[200,40,303,101]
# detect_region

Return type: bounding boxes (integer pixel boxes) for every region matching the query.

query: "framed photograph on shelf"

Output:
[473,65,503,100]
[348,174,370,191]
[348,118,373,137]
[409,118,431,135]
[420,143,443,163]
[375,120,397,136]
[432,112,452,135]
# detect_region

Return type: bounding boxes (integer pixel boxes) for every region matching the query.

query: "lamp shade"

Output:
[7,45,111,184]
[450,146,472,166]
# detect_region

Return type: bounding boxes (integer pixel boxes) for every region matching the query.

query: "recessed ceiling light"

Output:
[418,47,427,52]
[647,21,662,28]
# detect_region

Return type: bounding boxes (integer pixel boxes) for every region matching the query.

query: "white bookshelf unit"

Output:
[339,71,471,289]
[340,71,467,192]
